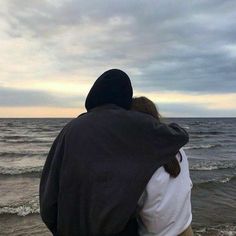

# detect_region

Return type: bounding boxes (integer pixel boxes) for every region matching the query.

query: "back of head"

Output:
[85,69,133,111]
[131,96,161,120]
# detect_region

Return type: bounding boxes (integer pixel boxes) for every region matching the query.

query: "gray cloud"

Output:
[0,87,84,107]
[2,86,234,117]
[158,102,236,117]
[2,0,236,115]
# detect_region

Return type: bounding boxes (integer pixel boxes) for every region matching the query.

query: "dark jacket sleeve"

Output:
[149,121,189,163]
[162,122,189,148]
[39,129,65,235]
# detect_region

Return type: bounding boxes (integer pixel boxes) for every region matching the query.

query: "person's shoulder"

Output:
[179,148,188,160]
[178,148,191,176]
[126,110,159,125]
[60,114,88,132]
[65,108,159,132]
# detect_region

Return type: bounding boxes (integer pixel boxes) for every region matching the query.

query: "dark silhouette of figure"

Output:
[40,69,189,236]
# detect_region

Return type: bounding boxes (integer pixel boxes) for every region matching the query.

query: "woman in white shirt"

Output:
[132,97,193,236]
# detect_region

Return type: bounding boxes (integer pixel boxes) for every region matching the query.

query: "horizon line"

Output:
[0,116,236,119]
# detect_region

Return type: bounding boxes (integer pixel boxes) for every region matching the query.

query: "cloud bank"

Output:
[0,0,236,116]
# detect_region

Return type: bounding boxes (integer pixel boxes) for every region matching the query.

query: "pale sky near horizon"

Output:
[0,0,236,117]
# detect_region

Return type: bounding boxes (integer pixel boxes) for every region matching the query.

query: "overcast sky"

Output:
[0,0,236,117]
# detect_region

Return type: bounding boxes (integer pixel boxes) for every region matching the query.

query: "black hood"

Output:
[85,69,133,111]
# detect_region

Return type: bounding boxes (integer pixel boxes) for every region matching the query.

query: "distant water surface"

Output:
[0,118,236,235]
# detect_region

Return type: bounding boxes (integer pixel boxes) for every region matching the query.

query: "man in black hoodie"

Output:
[40,69,189,236]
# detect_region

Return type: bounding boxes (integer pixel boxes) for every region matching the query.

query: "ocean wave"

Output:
[184,144,222,150]
[1,134,54,144]
[0,166,43,175]
[190,131,225,135]
[190,161,236,171]
[1,139,52,144]
[219,176,234,183]
[6,122,14,127]
[190,165,219,171]
[194,175,236,188]
[0,152,34,158]
[0,200,39,216]
[31,128,57,132]
[0,152,47,158]
[195,224,236,236]
[2,135,23,139]
[190,134,212,139]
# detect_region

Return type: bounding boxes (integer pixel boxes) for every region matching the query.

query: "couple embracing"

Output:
[40,69,193,236]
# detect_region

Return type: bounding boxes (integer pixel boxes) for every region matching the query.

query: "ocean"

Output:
[0,118,235,236]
